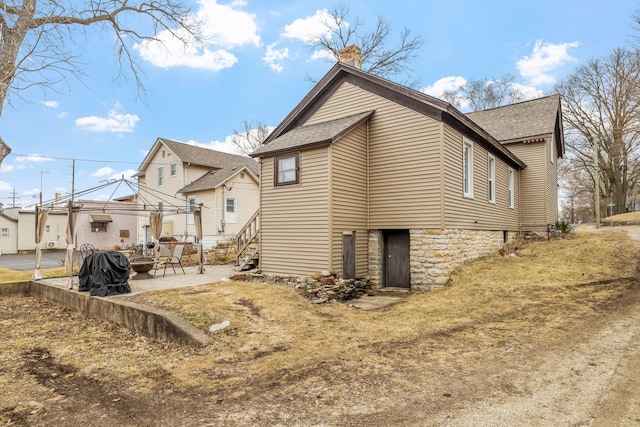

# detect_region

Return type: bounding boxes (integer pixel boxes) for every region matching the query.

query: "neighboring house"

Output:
[0,210,18,254]
[135,138,260,249]
[249,50,564,290]
[8,208,68,253]
[0,199,138,254]
[74,200,139,250]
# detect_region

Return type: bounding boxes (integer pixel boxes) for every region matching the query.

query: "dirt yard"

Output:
[1,228,640,426]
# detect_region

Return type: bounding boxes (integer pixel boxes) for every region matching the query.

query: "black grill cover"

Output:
[79,250,131,296]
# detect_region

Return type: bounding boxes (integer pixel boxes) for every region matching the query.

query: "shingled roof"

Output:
[137,138,259,177]
[179,164,258,193]
[251,111,374,157]
[257,62,526,169]
[466,95,562,144]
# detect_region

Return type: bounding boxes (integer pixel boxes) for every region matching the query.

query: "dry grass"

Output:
[1,229,639,424]
[0,267,74,282]
[116,229,638,386]
[604,211,640,222]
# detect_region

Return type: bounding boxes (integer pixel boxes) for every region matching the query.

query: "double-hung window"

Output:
[158,166,164,187]
[488,154,496,204]
[187,196,196,225]
[463,138,474,198]
[170,162,177,177]
[275,153,300,186]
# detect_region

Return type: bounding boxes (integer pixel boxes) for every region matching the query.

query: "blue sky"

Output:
[0,0,637,206]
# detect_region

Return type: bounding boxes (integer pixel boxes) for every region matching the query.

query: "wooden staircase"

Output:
[236,209,260,271]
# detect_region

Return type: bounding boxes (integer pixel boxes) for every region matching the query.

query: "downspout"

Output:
[221,182,225,233]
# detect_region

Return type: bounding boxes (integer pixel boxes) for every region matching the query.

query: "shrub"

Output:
[555,220,573,234]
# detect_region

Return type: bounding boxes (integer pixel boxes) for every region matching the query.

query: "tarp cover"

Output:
[79,250,131,296]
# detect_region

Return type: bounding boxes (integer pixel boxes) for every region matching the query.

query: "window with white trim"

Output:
[488,154,496,204]
[1,228,8,238]
[463,138,474,198]
[158,201,164,213]
[170,162,177,176]
[158,166,164,187]
[508,168,515,209]
[187,196,196,225]
[225,197,237,224]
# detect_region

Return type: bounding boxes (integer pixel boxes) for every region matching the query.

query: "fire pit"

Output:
[130,258,156,279]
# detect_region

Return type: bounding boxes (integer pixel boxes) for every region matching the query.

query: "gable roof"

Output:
[178,164,259,194]
[259,62,526,169]
[137,138,259,176]
[251,111,374,157]
[466,95,564,157]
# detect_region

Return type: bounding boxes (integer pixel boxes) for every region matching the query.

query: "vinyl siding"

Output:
[260,146,331,275]
[330,122,368,276]
[443,126,520,230]
[308,82,442,229]
[139,146,259,242]
[219,172,260,237]
[507,141,547,231]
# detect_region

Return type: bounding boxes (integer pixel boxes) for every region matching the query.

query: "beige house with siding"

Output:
[249,58,564,291]
[136,138,259,249]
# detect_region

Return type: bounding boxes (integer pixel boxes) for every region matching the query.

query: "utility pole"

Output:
[594,137,600,229]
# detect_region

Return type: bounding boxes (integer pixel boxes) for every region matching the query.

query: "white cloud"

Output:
[0,164,13,172]
[75,103,139,133]
[512,82,545,100]
[263,42,289,72]
[0,181,13,191]
[42,100,58,108]
[282,9,336,43]
[108,169,136,181]
[517,40,579,86]
[56,112,68,119]
[15,154,55,163]
[309,49,334,62]
[92,167,115,177]
[422,76,467,98]
[135,0,260,70]
[189,137,239,155]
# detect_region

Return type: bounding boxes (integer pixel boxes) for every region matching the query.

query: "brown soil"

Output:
[2,229,640,426]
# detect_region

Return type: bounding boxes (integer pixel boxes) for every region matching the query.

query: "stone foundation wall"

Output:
[410,228,514,291]
[367,230,382,291]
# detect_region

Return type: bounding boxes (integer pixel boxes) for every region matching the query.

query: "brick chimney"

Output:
[339,45,361,69]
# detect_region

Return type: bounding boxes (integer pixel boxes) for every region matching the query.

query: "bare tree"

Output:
[441,74,524,112]
[555,48,640,216]
[230,120,272,157]
[0,0,198,160]
[558,155,598,223]
[306,5,424,86]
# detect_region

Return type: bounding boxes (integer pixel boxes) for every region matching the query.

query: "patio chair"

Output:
[80,243,95,262]
[154,244,186,277]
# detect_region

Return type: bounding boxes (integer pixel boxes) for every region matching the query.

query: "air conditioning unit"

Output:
[46,241,57,249]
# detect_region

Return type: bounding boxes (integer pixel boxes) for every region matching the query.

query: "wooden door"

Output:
[384,230,410,288]
[342,233,356,279]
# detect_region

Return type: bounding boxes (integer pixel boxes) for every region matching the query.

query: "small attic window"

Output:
[240,172,245,179]
[162,150,165,158]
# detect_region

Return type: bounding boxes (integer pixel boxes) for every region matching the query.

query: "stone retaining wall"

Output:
[409,228,513,291]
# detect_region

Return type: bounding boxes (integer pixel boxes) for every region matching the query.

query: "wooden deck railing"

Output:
[236,209,260,270]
